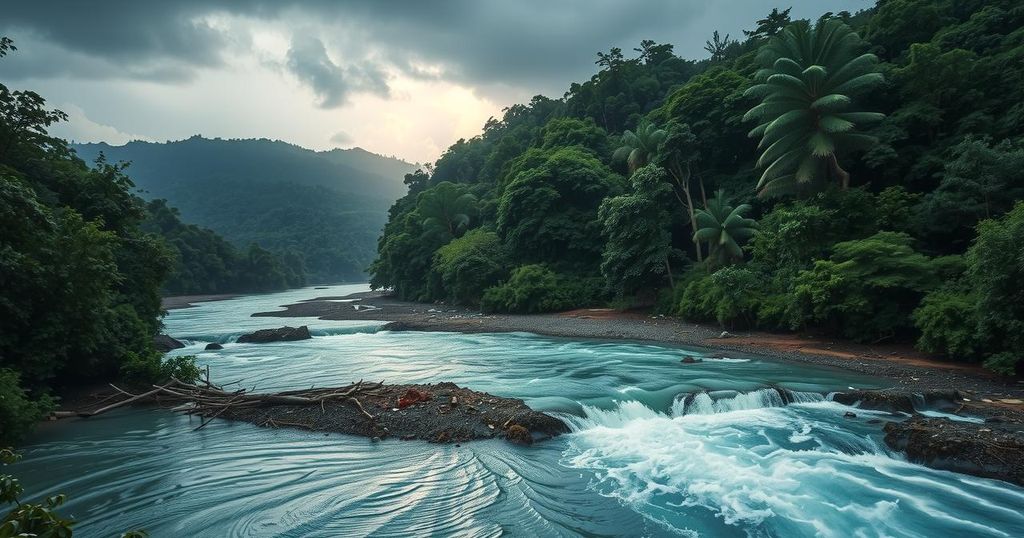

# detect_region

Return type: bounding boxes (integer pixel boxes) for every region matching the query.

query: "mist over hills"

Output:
[73,136,418,282]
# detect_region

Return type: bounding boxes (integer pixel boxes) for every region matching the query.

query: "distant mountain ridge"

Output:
[72,136,418,283]
[73,136,415,203]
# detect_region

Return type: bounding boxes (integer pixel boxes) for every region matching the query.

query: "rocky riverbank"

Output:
[256,291,1024,402]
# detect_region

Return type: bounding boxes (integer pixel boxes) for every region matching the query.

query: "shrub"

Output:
[789,232,939,342]
[912,288,980,359]
[481,265,604,313]
[965,202,1024,374]
[430,229,511,306]
[120,353,201,385]
[0,370,55,446]
[678,266,763,328]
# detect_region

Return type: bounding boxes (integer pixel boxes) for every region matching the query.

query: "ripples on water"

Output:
[15,285,1024,537]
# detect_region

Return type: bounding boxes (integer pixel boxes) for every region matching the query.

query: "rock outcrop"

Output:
[884,416,1024,486]
[154,334,185,352]
[237,325,312,343]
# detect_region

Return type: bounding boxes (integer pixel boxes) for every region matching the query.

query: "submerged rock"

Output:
[205,343,224,350]
[237,325,312,343]
[505,424,533,445]
[831,389,959,414]
[154,334,185,352]
[884,416,1024,487]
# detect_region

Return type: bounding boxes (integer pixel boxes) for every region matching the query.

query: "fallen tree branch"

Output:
[52,377,383,428]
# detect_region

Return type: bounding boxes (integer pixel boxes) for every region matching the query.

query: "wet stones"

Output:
[884,417,1024,487]
[237,325,312,343]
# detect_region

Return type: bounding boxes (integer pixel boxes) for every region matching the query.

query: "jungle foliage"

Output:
[370,0,1024,374]
[0,42,203,445]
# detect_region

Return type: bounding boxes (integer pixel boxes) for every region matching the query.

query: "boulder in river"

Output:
[237,325,312,343]
[505,424,533,445]
[884,416,1024,486]
[154,334,185,352]
[205,343,224,350]
[831,389,959,414]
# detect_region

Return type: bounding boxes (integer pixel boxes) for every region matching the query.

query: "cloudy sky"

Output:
[1,1,863,164]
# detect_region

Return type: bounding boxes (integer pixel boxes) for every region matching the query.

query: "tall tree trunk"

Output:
[829,154,850,190]
[669,163,703,263]
[698,173,708,208]
[682,185,703,262]
[664,258,675,290]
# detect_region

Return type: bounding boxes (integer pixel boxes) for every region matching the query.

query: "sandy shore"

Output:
[253,291,1024,402]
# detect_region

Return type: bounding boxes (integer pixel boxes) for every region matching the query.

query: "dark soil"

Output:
[218,381,568,444]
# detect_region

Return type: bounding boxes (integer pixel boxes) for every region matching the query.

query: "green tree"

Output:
[916,137,1024,252]
[704,31,734,62]
[599,165,678,295]
[790,232,940,342]
[744,8,793,40]
[744,19,885,196]
[431,229,511,306]
[417,181,478,240]
[497,147,622,268]
[965,202,1024,374]
[611,122,667,174]
[655,122,705,261]
[693,190,757,268]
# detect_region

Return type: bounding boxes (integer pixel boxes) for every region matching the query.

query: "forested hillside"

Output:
[141,199,305,294]
[74,137,417,282]
[371,0,1024,374]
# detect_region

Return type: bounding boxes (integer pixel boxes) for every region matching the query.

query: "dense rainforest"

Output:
[371,0,1024,375]
[74,137,416,283]
[141,199,305,294]
[0,39,208,447]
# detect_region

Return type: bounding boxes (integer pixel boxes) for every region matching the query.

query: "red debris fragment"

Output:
[398,388,431,409]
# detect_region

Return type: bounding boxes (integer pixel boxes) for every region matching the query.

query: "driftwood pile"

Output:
[54,369,384,432]
[53,371,569,443]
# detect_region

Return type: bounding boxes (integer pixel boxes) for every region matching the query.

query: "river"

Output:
[14,284,1024,536]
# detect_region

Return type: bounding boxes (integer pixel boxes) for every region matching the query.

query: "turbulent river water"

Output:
[15,284,1024,537]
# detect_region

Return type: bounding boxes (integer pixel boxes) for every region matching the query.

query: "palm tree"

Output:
[417,181,478,239]
[744,19,885,197]
[612,122,667,174]
[693,190,758,268]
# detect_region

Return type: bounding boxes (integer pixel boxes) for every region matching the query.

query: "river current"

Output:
[15,284,1024,537]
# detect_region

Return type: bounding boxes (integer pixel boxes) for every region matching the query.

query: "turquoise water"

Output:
[15,285,1024,536]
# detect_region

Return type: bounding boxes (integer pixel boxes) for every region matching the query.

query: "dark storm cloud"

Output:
[285,34,390,108]
[1,0,229,80]
[1,1,866,96]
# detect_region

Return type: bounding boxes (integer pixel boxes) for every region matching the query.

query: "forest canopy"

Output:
[370,0,1024,375]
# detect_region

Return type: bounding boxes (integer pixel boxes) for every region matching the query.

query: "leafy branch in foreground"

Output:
[1,448,74,538]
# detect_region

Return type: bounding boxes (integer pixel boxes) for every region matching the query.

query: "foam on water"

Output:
[12,284,1024,537]
[562,393,1024,537]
